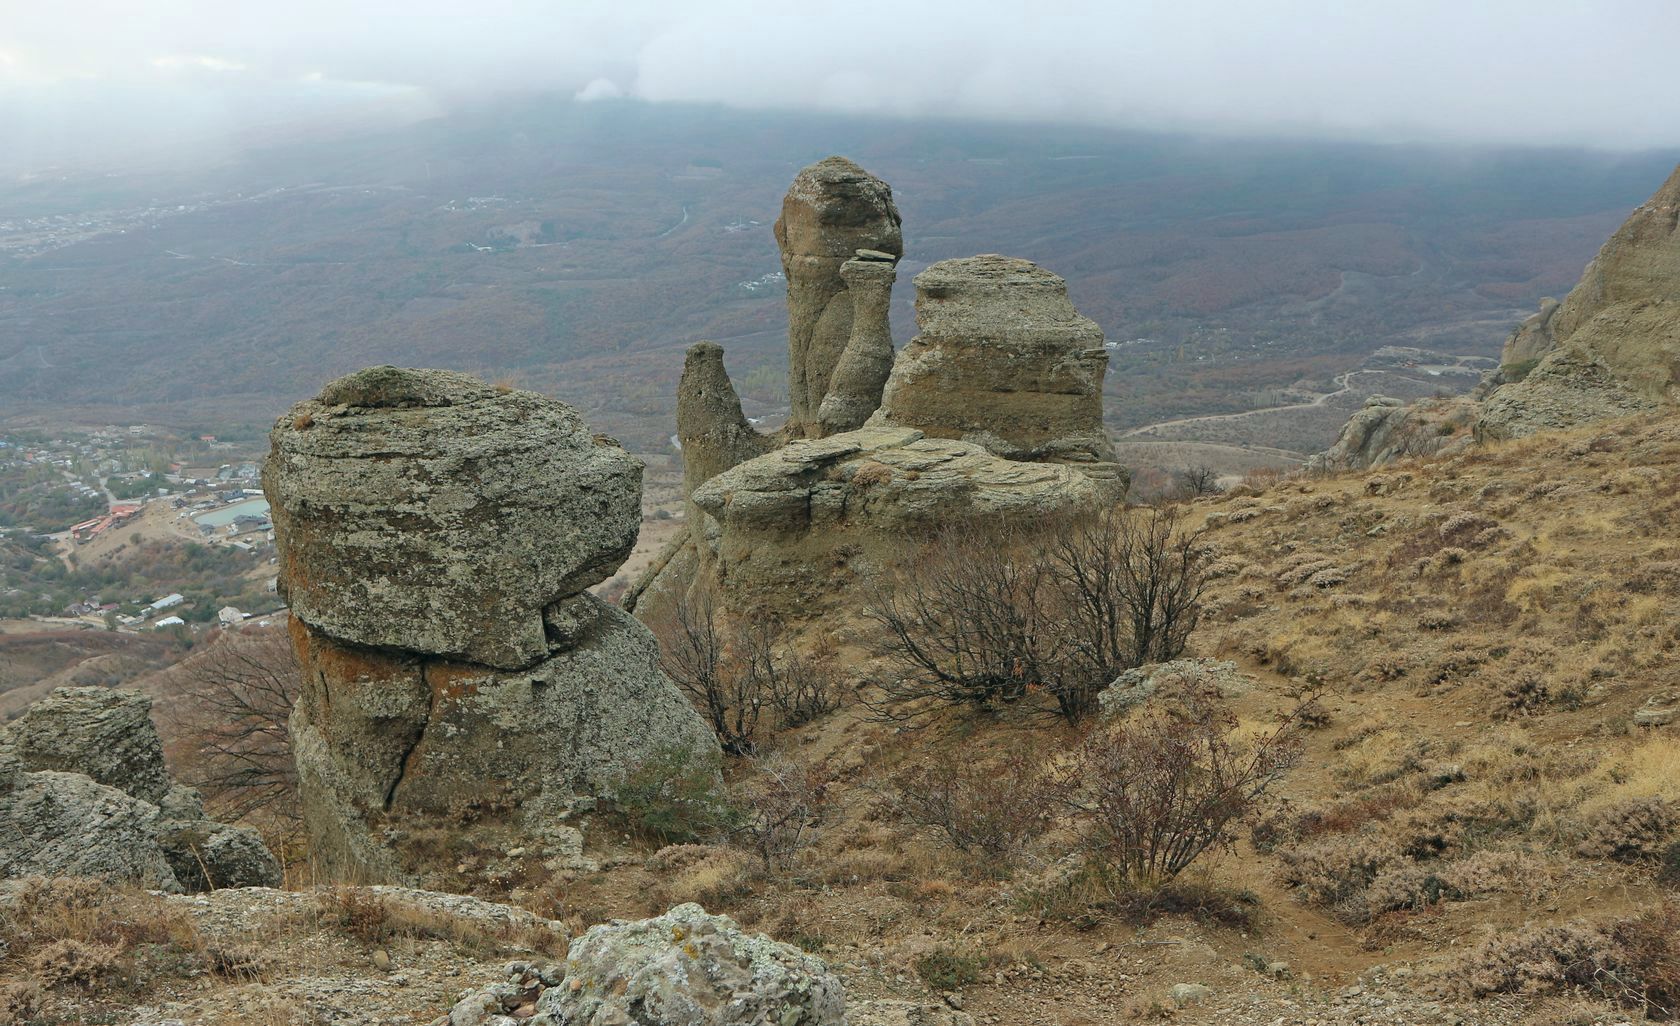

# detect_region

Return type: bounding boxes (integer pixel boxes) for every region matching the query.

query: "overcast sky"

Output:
[5,1,1680,170]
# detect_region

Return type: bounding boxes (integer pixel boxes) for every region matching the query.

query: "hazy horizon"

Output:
[6,2,1680,173]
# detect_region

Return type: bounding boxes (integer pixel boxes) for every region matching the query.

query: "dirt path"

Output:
[1119,370,1364,438]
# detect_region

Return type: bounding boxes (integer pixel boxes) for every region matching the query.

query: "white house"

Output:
[153,615,185,629]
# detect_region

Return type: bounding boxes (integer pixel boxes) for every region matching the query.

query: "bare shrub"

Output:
[742,623,841,730]
[864,525,1070,719]
[1176,464,1223,497]
[170,628,299,822]
[881,742,1057,864]
[652,585,763,754]
[730,754,827,871]
[1463,902,1680,1019]
[1043,505,1214,721]
[866,508,1213,725]
[1575,799,1680,863]
[1058,693,1304,889]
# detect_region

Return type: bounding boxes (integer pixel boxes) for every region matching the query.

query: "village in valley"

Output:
[0,423,283,633]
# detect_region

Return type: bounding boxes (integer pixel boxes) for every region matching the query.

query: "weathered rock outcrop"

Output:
[871,255,1122,489]
[0,767,180,889]
[8,685,171,803]
[1479,163,1680,439]
[0,688,281,891]
[269,368,718,883]
[691,426,1105,612]
[536,903,845,1026]
[776,157,903,438]
[817,251,899,434]
[265,366,641,671]
[676,343,775,503]
[1309,395,1478,471]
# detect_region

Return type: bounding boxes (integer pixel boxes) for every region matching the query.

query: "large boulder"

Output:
[265,366,642,670]
[691,426,1105,613]
[0,770,180,891]
[289,603,718,882]
[158,819,283,891]
[1479,163,1680,439]
[534,903,845,1026]
[9,686,171,803]
[776,157,903,439]
[871,255,1121,489]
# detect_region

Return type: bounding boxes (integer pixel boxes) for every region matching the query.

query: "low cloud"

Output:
[4,1,1680,171]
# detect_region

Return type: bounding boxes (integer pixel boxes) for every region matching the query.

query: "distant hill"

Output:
[1,99,1675,450]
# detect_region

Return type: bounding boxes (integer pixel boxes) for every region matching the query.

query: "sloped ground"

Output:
[7,415,1678,1026]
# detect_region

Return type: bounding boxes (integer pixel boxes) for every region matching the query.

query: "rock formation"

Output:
[1477,162,1680,439]
[0,687,281,891]
[267,367,718,883]
[1310,395,1478,471]
[871,255,1122,484]
[691,427,1105,612]
[447,904,972,1026]
[775,157,903,438]
[266,366,641,671]
[635,163,1128,621]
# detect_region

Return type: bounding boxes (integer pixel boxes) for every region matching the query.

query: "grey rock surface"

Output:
[0,770,180,890]
[776,157,903,438]
[9,686,172,803]
[159,819,284,890]
[1099,659,1254,717]
[1310,395,1478,471]
[534,902,845,1026]
[265,366,642,670]
[816,254,899,435]
[871,255,1121,490]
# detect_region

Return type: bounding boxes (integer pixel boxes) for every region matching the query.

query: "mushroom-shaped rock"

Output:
[264,367,642,670]
[534,903,846,1026]
[776,157,903,438]
[872,255,1121,486]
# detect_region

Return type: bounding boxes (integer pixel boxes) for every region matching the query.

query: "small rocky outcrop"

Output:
[1309,395,1478,471]
[0,688,281,891]
[265,366,642,671]
[817,251,899,435]
[776,157,904,439]
[449,903,844,1026]
[8,684,171,802]
[871,255,1120,487]
[1098,659,1254,717]
[268,368,718,884]
[691,427,1105,612]
[1478,163,1680,440]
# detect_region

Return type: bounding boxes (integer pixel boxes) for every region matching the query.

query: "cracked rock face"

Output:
[776,157,903,439]
[271,368,719,884]
[872,255,1119,482]
[289,604,717,882]
[8,686,172,803]
[265,366,642,670]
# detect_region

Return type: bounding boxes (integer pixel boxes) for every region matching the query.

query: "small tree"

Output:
[742,621,841,730]
[730,753,827,871]
[1176,465,1222,497]
[882,742,1057,864]
[170,627,299,822]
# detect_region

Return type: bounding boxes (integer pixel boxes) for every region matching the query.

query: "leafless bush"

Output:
[730,754,827,871]
[1575,799,1680,863]
[1057,691,1304,889]
[1463,902,1680,1019]
[1175,464,1223,497]
[881,742,1057,864]
[170,628,299,822]
[866,508,1214,725]
[863,526,1070,719]
[653,585,763,755]
[1044,506,1213,719]
[742,622,841,730]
